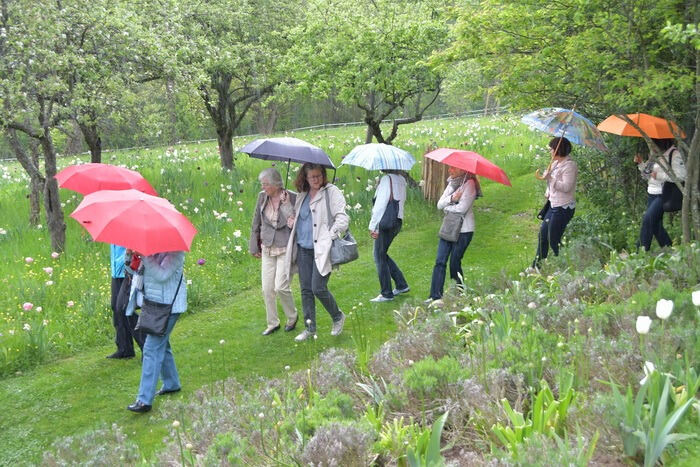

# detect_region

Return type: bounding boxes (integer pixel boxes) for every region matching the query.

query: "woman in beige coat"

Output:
[284,163,349,341]
[249,168,298,336]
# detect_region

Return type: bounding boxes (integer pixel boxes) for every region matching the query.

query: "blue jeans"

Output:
[374,219,408,298]
[297,247,342,333]
[137,313,181,405]
[640,194,671,251]
[534,206,574,266]
[429,231,473,300]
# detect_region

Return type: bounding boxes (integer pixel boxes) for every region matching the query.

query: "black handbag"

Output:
[537,200,551,220]
[324,189,359,265]
[661,149,684,213]
[135,274,183,336]
[377,175,400,231]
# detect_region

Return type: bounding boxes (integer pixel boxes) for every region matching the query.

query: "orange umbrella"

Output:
[597,113,685,139]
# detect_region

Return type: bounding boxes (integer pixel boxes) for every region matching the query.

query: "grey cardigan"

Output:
[249,190,297,256]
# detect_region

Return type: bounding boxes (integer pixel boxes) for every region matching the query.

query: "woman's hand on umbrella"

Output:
[451,189,463,202]
[534,168,547,180]
[370,230,379,239]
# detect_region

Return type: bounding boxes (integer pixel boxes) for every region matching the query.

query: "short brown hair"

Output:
[294,163,328,192]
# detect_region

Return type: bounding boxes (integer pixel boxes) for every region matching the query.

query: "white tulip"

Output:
[640,361,655,385]
[636,315,652,334]
[692,290,700,307]
[655,299,674,320]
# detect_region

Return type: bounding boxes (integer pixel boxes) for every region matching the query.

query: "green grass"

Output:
[0,115,549,463]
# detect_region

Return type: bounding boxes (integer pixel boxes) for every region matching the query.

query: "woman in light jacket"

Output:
[533,137,577,267]
[637,138,687,251]
[250,168,298,335]
[284,163,348,341]
[369,170,409,302]
[426,166,479,303]
[126,250,186,413]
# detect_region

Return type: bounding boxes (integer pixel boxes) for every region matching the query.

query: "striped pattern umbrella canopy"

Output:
[521,107,609,152]
[341,143,416,171]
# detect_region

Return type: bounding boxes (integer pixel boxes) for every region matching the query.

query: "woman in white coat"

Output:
[284,163,349,341]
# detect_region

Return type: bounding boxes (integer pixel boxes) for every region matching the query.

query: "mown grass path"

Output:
[0,169,538,464]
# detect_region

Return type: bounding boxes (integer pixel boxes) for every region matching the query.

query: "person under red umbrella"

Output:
[425,166,481,304]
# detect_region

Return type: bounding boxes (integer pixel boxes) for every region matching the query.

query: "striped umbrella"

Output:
[340,143,416,171]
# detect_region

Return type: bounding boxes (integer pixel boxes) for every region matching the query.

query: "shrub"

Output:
[300,421,373,467]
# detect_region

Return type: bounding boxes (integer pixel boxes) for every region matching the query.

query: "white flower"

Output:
[234,245,242,252]
[66,300,74,307]
[172,420,180,428]
[237,200,243,206]
[258,412,264,419]
[22,302,33,311]
[527,302,536,309]
[233,230,241,238]
[23,323,31,331]
[692,290,700,307]
[636,315,652,334]
[43,267,53,275]
[655,299,673,320]
[353,203,362,210]
[25,257,34,264]
[45,280,53,286]
[640,361,655,385]
[207,349,213,354]
[284,365,291,371]
[185,443,193,450]
[219,339,225,345]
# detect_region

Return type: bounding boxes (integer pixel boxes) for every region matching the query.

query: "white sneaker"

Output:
[295,329,315,342]
[370,294,394,303]
[392,286,410,295]
[331,312,346,336]
[423,298,434,304]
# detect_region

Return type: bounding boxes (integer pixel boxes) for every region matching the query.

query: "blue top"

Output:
[295,194,314,249]
[110,244,126,279]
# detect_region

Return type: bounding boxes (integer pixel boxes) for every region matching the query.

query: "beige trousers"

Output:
[261,250,297,327]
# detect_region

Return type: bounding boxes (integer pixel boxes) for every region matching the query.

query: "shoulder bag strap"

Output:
[170,274,183,307]
[388,175,394,201]
[324,188,336,232]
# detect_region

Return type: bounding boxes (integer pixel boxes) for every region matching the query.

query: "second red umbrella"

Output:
[70,189,196,256]
[56,163,158,196]
[424,148,512,187]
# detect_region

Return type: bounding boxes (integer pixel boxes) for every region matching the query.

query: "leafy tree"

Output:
[175,0,302,170]
[441,0,699,242]
[292,0,449,144]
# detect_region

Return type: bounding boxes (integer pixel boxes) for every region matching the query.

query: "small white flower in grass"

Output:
[353,203,362,210]
[42,319,48,326]
[193,207,199,213]
[185,443,193,450]
[237,200,243,206]
[258,412,264,419]
[187,279,192,286]
[36,306,42,312]
[692,290,700,307]
[238,207,243,212]
[25,257,34,264]
[527,302,536,309]
[23,323,31,331]
[408,359,414,366]
[45,280,53,286]
[233,230,241,238]
[219,339,225,345]
[306,319,311,325]
[636,316,652,334]
[66,301,74,307]
[234,245,242,252]
[313,334,318,340]
[51,252,60,259]
[655,299,673,320]
[640,361,655,385]
[284,365,290,371]
[43,267,53,275]
[541,356,547,362]
[556,342,564,348]
[172,420,180,428]
[207,349,213,354]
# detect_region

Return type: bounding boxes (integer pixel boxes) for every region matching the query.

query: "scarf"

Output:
[447,173,483,198]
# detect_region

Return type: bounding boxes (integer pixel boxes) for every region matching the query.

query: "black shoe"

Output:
[127,401,152,413]
[106,351,124,359]
[122,353,135,359]
[262,325,280,336]
[284,319,298,332]
[156,387,181,396]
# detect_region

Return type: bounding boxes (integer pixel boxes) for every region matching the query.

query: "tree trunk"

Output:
[217,127,234,171]
[39,130,66,252]
[29,143,44,225]
[165,78,179,145]
[78,121,102,163]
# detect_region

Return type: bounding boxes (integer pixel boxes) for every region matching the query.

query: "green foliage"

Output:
[402,356,469,400]
[290,389,355,438]
[203,432,253,465]
[406,411,449,467]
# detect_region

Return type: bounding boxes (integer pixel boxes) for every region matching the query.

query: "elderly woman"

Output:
[126,250,187,413]
[425,166,479,303]
[249,168,298,335]
[284,163,349,341]
[533,137,578,267]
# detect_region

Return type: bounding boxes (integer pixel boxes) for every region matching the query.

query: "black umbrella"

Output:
[239,137,336,187]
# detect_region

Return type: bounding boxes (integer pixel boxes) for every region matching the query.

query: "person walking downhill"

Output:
[283,163,348,342]
[249,168,299,335]
[126,251,187,413]
[369,170,409,302]
[532,137,578,268]
[637,138,686,252]
[426,167,480,303]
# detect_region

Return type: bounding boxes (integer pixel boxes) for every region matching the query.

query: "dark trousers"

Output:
[640,194,672,251]
[297,247,342,333]
[534,206,575,266]
[111,277,144,356]
[429,231,473,300]
[374,219,408,298]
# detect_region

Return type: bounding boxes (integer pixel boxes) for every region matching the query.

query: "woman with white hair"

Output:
[249,167,298,335]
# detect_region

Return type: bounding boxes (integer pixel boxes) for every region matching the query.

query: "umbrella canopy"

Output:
[239,137,335,168]
[340,143,416,171]
[424,148,512,186]
[597,113,686,139]
[70,189,197,256]
[521,107,609,152]
[55,163,158,196]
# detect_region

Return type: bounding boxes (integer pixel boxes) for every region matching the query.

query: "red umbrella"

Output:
[55,163,158,196]
[424,148,512,186]
[70,189,196,256]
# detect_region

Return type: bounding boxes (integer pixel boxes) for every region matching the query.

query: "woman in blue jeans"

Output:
[426,166,480,303]
[533,137,578,267]
[126,250,187,413]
